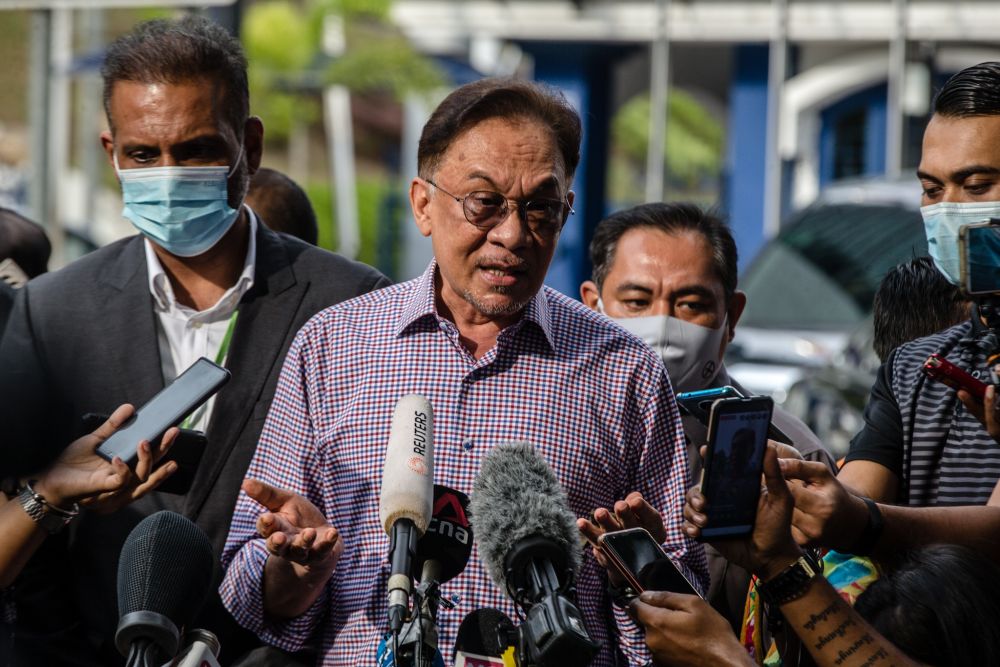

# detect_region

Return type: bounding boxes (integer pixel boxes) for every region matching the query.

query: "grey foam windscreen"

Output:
[469,441,581,592]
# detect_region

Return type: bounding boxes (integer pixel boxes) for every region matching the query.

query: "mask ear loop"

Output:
[227,144,245,179]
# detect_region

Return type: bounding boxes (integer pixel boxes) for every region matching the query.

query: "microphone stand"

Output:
[395,561,455,667]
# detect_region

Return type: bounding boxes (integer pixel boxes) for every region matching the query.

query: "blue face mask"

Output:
[921,200,1000,285]
[115,148,243,257]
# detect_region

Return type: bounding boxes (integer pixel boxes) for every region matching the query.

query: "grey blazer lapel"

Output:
[183,226,307,518]
[97,236,164,402]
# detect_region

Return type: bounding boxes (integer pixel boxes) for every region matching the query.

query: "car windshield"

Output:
[740,203,926,330]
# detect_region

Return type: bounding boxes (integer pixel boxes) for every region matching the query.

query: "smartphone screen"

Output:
[963,223,1000,295]
[97,358,230,467]
[700,397,774,539]
[598,528,702,597]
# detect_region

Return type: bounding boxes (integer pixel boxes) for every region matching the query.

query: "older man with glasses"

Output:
[220,77,706,666]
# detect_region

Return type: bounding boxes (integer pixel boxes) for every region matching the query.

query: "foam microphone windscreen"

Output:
[379,394,434,535]
[117,510,214,628]
[469,441,581,593]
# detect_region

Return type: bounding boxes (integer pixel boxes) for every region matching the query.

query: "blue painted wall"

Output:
[818,83,888,187]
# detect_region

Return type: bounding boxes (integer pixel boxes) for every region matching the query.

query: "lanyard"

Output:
[181,310,238,430]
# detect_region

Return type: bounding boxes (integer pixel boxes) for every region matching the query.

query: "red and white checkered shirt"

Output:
[220,261,707,665]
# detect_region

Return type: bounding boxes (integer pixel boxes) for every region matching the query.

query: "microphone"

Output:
[470,442,599,667]
[116,511,214,665]
[414,484,473,585]
[380,394,435,635]
[453,608,517,667]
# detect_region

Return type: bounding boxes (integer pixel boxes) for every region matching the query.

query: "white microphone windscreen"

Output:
[379,394,434,534]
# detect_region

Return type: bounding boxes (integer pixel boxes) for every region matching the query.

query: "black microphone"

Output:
[116,511,214,665]
[453,608,517,666]
[470,442,599,666]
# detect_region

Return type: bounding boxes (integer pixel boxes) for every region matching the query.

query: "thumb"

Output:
[243,478,293,511]
[777,456,828,485]
[762,445,789,502]
[637,589,688,610]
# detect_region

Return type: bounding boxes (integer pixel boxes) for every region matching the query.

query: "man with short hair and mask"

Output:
[580,201,834,629]
[839,61,1000,508]
[0,16,388,666]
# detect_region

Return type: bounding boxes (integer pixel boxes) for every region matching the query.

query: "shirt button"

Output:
[461,437,474,451]
[191,321,203,329]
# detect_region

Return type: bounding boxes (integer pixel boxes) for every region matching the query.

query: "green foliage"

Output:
[324,36,444,97]
[306,175,394,269]
[244,2,315,71]
[612,89,724,190]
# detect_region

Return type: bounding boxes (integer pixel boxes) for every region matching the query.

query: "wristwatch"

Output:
[756,550,822,606]
[16,481,79,535]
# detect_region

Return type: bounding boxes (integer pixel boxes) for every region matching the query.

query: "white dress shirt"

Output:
[144,209,257,431]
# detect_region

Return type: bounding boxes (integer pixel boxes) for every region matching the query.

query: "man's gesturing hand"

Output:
[578,491,666,587]
[244,478,342,570]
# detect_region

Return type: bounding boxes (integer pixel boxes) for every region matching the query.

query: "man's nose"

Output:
[486,202,530,249]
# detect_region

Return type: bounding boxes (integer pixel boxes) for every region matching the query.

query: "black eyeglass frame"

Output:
[425,178,574,235]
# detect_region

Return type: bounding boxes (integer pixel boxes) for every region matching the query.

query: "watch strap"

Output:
[17,482,79,535]
[846,497,884,556]
[757,552,822,606]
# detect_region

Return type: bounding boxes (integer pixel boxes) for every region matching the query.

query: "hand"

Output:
[243,478,342,572]
[959,381,1000,442]
[780,458,869,551]
[33,404,178,513]
[683,443,801,581]
[577,491,666,587]
[628,591,753,667]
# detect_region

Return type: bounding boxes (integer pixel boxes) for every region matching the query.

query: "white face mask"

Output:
[920,200,1000,286]
[599,299,727,392]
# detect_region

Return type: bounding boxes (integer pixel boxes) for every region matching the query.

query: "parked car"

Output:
[726,178,926,457]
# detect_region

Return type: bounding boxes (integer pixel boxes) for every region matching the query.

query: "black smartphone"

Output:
[597,527,702,597]
[699,396,774,539]
[960,220,1000,295]
[96,358,229,468]
[83,413,206,496]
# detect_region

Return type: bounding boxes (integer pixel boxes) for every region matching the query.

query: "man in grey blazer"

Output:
[0,16,388,666]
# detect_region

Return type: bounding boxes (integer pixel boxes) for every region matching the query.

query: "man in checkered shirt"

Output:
[220,77,708,666]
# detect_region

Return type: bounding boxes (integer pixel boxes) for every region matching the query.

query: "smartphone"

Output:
[96,358,230,468]
[678,386,792,445]
[598,527,701,597]
[922,353,988,401]
[676,386,743,423]
[699,396,774,539]
[960,220,1000,295]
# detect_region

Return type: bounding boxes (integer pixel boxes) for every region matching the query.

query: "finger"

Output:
[134,441,154,481]
[762,445,789,501]
[577,517,604,546]
[625,493,665,541]
[772,440,803,460]
[92,404,136,441]
[593,507,624,533]
[243,478,294,511]
[132,460,177,499]
[638,589,690,610]
[310,527,340,560]
[959,388,986,422]
[683,497,707,528]
[629,598,675,628]
[698,444,707,461]
[613,500,640,529]
[777,457,829,485]
[983,385,1000,435]
[686,485,706,512]
[155,428,179,463]
[266,531,291,559]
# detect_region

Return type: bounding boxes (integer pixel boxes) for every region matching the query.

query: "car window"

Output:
[740,204,926,330]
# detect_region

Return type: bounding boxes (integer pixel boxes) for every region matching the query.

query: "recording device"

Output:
[470,441,599,667]
[597,527,701,599]
[699,396,774,539]
[97,358,230,468]
[391,485,473,667]
[379,394,435,636]
[677,385,792,445]
[960,220,1000,296]
[453,608,518,667]
[83,414,206,495]
[116,511,214,666]
[922,353,989,401]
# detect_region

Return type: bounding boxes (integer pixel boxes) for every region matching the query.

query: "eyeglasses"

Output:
[426,179,574,236]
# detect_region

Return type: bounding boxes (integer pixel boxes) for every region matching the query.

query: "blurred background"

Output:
[3,0,998,455]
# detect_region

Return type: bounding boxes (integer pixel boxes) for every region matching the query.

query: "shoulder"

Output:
[292,277,418,347]
[24,236,142,300]
[891,320,973,379]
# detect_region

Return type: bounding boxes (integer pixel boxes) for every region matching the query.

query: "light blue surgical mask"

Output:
[114,148,244,257]
[921,200,1000,285]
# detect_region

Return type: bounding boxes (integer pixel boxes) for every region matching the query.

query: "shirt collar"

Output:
[395,259,556,351]
[145,206,257,315]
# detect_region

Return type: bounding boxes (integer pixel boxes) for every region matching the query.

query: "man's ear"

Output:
[243,116,265,177]
[100,131,116,171]
[410,178,433,237]
[580,280,601,311]
[726,290,747,342]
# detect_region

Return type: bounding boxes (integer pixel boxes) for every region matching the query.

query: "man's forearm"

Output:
[262,554,335,619]
[875,504,1000,563]
[779,576,919,667]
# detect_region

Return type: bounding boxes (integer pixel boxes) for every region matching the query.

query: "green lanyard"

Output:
[181,310,238,430]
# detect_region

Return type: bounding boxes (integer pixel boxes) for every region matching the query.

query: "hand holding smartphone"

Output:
[597,527,702,598]
[96,358,230,469]
[922,353,989,401]
[698,396,774,539]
